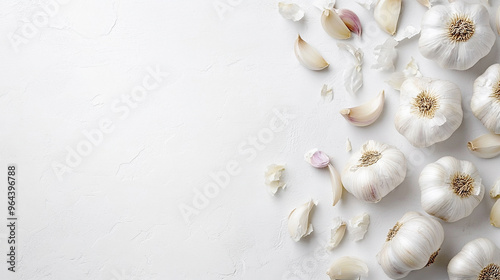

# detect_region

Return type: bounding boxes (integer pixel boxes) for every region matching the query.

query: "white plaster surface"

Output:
[0,0,499,279]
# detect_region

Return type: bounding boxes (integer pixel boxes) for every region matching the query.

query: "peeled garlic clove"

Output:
[448,238,500,280]
[327,217,346,250]
[374,0,401,35]
[337,9,362,36]
[294,35,329,71]
[342,140,406,203]
[265,164,286,195]
[491,179,500,199]
[321,9,351,39]
[471,64,500,134]
[288,199,316,241]
[328,163,343,206]
[349,212,370,241]
[340,90,385,127]
[377,212,444,279]
[467,134,500,159]
[278,2,305,21]
[327,256,369,280]
[492,199,500,228]
[420,156,485,223]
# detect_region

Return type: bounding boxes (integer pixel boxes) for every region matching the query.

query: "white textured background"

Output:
[0,0,499,279]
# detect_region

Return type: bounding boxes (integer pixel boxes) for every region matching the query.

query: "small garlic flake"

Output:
[394,26,421,42]
[349,212,370,241]
[327,256,369,280]
[288,199,316,241]
[327,217,346,250]
[491,179,500,199]
[346,138,352,152]
[278,2,305,21]
[264,164,286,195]
[386,57,422,90]
[321,84,333,102]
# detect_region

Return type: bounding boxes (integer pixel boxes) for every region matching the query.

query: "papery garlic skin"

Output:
[377,212,444,279]
[341,140,406,203]
[265,164,286,195]
[492,200,500,228]
[294,35,329,71]
[349,212,370,241]
[374,0,401,35]
[288,199,316,241]
[327,256,369,280]
[468,134,500,159]
[395,77,463,148]
[419,2,495,70]
[419,156,484,223]
[471,64,500,134]
[448,238,500,280]
[327,217,346,250]
[278,2,305,21]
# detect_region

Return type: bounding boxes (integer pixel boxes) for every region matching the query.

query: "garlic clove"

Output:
[326,256,369,280]
[294,35,329,71]
[337,9,362,36]
[491,179,500,199]
[491,199,500,228]
[346,138,352,152]
[328,163,343,206]
[321,9,351,40]
[327,217,346,250]
[304,148,330,168]
[278,2,305,21]
[374,0,402,35]
[349,212,370,241]
[265,164,286,195]
[497,6,500,35]
[288,199,316,241]
[340,90,385,127]
[321,84,334,102]
[467,134,500,159]
[417,0,431,8]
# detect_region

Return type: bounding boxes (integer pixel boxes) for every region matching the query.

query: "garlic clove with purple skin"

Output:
[337,9,362,36]
[305,149,343,206]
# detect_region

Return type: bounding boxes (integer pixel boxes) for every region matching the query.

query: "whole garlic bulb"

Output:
[419,2,495,70]
[395,77,463,148]
[448,238,500,280]
[377,212,444,279]
[419,156,484,223]
[472,64,500,134]
[341,140,406,203]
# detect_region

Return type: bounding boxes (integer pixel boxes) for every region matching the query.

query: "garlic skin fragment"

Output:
[327,217,346,250]
[377,212,444,279]
[467,134,500,159]
[395,77,463,148]
[288,199,316,242]
[340,91,384,127]
[278,2,304,21]
[265,164,286,195]
[327,256,369,280]
[419,2,495,70]
[294,35,329,71]
[491,178,500,199]
[349,212,370,241]
[338,42,364,95]
[419,156,485,223]
[374,0,402,35]
[372,38,398,71]
[471,64,500,134]
[492,199,500,228]
[321,84,333,102]
[448,238,500,280]
[321,9,351,40]
[386,57,422,90]
[342,140,406,203]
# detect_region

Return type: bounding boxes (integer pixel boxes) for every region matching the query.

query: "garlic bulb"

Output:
[419,2,495,70]
[294,35,329,71]
[377,212,444,279]
[395,77,463,148]
[448,238,500,280]
[327,256,369,280]
[419,156,484,223]
[471,64,500,134]
[492,199,500,228]
[374,0,401,35]
[341,140,406,203]
[288,199,316,241]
